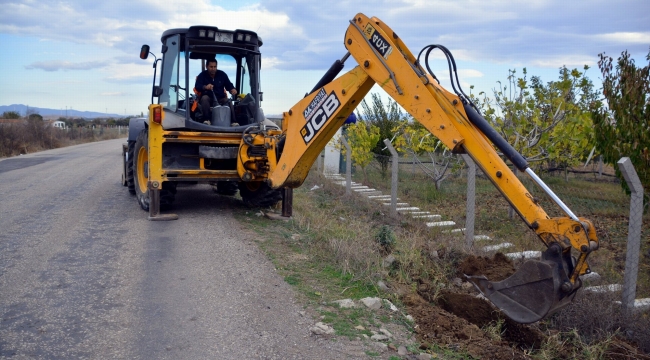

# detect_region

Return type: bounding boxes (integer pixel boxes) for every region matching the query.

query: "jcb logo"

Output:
[300,91,340,144]
[364,23,393,59]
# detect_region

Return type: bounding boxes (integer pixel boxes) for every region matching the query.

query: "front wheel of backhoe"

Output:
[212,181,239,196]
[126,141,136,194]
[238,182,282,208]
[133,129,176,211]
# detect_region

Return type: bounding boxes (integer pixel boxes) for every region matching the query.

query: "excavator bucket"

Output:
[466,246,580,323]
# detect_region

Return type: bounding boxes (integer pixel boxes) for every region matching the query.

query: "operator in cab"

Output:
[195,58,237,123]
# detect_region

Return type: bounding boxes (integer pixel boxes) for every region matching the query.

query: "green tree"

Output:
[341,121,380,181]
[393,120,459,189]
[476,67,599,178]
[592,49,650,206]
[358,93,406,175]
[2,111,21,119]
[28,113,43,121]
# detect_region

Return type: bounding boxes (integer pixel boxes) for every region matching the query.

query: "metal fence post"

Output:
[341,137,352,195]
[384,139,399,217]
[461,154,476,247]
[617,157,644,313]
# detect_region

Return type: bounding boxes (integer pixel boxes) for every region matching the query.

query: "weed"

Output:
[284,275,300,286]
[376,225,396,252]
[481,318,505,342]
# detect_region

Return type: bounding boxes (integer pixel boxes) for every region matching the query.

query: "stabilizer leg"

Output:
[148,184,178,221]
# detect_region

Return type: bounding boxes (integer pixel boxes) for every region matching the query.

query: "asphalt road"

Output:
[0,139,352,359]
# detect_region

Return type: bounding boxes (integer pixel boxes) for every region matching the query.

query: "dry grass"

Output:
[355,159,650,298]
[0,122,125,157]
[288,157,650,355]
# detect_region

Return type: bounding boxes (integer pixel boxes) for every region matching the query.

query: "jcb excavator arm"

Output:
[240,13,599,323]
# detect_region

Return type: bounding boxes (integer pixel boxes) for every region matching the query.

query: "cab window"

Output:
[159,35,179,112]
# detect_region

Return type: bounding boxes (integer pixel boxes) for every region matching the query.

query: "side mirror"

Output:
[140,45,150,60]
[152,86,163,97]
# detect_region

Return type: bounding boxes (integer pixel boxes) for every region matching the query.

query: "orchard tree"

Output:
[358,93,406,175]
[341,120,380,181]
[592,49,650,206]
[476,67,599,177]
[392,120,459,189]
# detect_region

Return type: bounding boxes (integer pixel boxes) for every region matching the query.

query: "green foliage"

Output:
[591,49,650,206]
[341,121,380,181]
[392,120,459,189]
[392,120,441,155]
[375,225,396,252]
[27,113,43,121]
[476,67,599,171]
[358,93,406,174]
[284,275,300,285]
[2,111,21,119]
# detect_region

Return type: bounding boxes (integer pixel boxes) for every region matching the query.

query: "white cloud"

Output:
[102,63,153,82]
[458,69,483,78]
[529,56,597,68]
[261,57,285,70]
[100,92,126,96]
[25,60,105,71]
[596,32,650,44]
[0,1,304,54]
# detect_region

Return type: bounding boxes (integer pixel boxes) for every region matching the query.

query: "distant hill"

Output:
[0,104,122,119]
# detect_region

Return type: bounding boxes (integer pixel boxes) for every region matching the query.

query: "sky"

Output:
[0,0,648,117]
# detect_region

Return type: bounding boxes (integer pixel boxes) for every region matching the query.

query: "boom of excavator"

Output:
[236,13,600,323]
[135,13,599,323]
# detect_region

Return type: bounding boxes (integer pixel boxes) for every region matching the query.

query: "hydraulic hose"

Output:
[462,103,529,172]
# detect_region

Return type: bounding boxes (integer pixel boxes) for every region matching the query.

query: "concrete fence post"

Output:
[317,150,323,174]
[508,166,518,219]
[617,157,644,313]
[461,154,476,247]
[341,137,352,195]
[384,139,399,217]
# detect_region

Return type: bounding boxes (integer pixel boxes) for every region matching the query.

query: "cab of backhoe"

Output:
[150,26,266,132]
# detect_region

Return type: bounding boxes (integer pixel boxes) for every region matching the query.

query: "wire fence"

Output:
[330,148,649,303]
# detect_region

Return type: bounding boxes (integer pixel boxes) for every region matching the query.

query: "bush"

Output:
[0,121,125,157]
[375,225,396,253]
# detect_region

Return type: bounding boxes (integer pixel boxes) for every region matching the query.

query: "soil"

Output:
[403,252,650,359]
[458,252,515,281]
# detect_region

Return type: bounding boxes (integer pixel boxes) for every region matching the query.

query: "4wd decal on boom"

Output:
[363,23,393,59]
[300,91,340,144]
[303,88,327,121]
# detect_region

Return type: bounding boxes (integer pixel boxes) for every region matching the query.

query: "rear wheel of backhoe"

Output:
[126,141,136,194]
[238,181,282,208]
[133,129,176,211]
[212,181,239,196]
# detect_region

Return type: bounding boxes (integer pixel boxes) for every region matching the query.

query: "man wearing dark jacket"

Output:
[195,58,237,122]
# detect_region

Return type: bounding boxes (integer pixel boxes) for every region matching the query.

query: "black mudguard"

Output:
[128,117,147,142]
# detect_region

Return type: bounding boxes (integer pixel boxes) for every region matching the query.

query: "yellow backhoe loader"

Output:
[123,13,599,323]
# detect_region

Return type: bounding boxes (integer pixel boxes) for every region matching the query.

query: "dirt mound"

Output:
[403,253,545,358]
[403,293,528,359]
[458,252,515,281]
[438,292,545,349]
[403,252,650,358]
